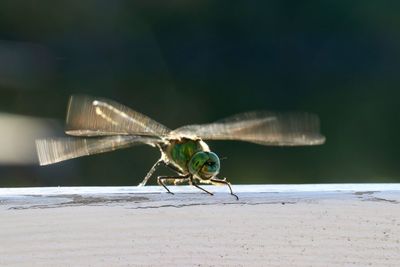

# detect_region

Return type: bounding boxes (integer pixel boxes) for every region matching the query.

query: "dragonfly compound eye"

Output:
[188,151,220,180]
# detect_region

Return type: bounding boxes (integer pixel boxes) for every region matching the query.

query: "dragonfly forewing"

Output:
[170,111,325,146]
[66,95,171,137]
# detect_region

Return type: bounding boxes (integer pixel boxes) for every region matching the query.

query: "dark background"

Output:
[0,1,399,187]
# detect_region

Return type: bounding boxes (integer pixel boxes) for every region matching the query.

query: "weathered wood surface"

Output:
[0,184,399,267]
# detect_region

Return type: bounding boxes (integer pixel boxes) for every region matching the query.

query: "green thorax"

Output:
[164,138,209,172]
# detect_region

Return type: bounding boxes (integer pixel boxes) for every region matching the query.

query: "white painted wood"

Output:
[0,184,399,266]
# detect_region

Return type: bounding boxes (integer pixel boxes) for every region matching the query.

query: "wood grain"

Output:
[0,184,399,267]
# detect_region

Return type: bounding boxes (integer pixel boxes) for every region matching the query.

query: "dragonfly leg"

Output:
[210,178,239,200]
[157,174,190,194]
[165,162,184,175]
[172,177,190,185]
[138,158,163,187]
[190,176,214,196]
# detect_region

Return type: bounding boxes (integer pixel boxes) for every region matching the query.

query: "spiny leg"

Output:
[164,162,184,175]
[157,174,190,195]
[210,178,239,200]
[171,178,190,185]
[162,176,190,185]
[138,158,163,187]
[190,176,214,196]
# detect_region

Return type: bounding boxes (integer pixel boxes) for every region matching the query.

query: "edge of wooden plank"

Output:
[1,184,399,210]
[1,183,400,196]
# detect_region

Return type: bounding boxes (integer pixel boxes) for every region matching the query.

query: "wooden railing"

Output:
[1,184,399,266]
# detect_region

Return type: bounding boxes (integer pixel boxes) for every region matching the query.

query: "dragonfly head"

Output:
[188,151,220,180]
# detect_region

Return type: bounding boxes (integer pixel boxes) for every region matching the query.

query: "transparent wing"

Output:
[65,95,171,136]
[170,111,325,146]
[36,135,162,165]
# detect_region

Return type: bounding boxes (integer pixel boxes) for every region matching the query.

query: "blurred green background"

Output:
[0,1,399,186]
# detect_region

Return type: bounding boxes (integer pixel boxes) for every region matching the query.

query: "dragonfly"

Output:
[36,95,326,200]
